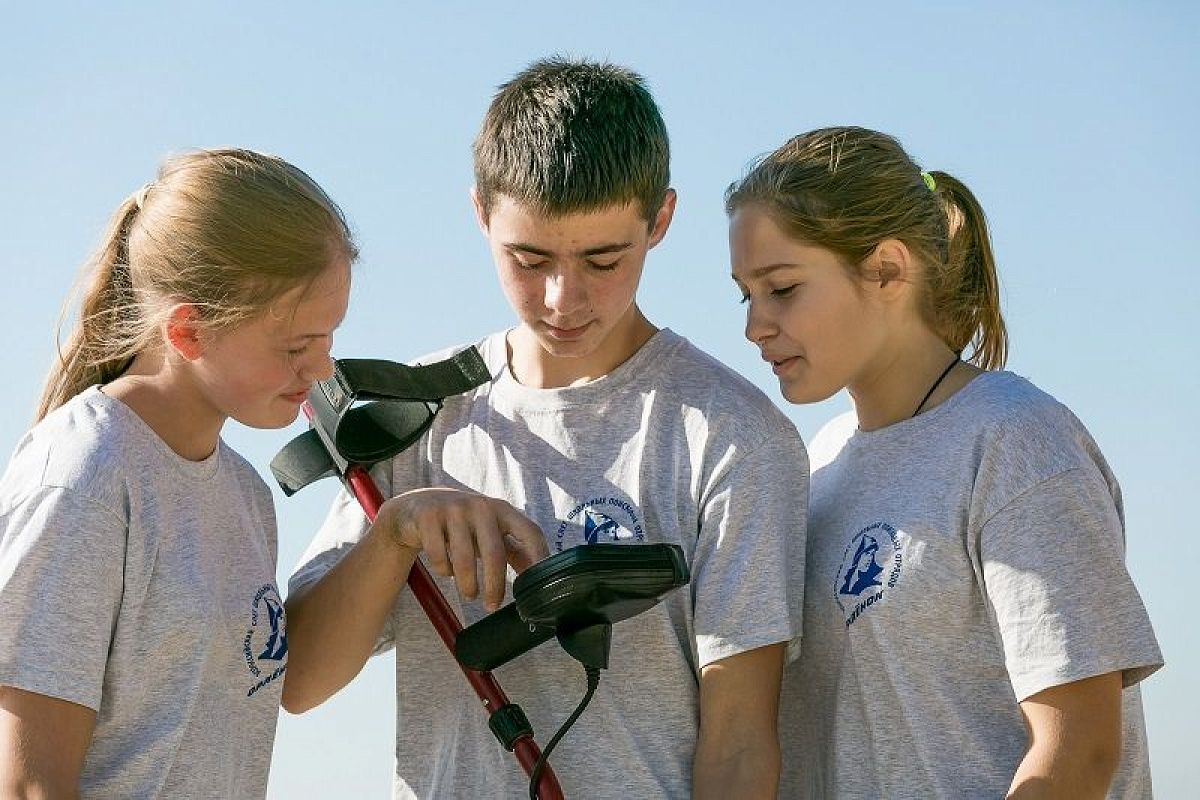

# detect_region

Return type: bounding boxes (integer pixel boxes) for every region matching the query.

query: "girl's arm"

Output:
[1007,671,1122,799]
[0,686,95,800]
[282,488,547,713]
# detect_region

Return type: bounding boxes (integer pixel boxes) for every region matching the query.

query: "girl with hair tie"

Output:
[727,127,1162,798]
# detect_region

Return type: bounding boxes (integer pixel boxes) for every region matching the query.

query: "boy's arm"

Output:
[0,686,95,799]
[282,488,547,714]
[1006,672,1122,799]
[687,420,806,797]
[692,644,785,800]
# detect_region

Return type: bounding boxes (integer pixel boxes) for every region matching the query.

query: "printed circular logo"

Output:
[554,496,646,552]
[243,584,288,697]
[834,522,902,628]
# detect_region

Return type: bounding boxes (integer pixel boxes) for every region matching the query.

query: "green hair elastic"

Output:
[921,171,937,192]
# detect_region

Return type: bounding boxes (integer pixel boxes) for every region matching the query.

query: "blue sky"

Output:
[2,2,1196,796]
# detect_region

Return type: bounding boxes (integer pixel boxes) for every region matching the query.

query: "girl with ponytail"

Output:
[726,127,1161,798]
[0,148,356,798]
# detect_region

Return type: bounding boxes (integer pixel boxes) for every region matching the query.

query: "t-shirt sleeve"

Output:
[288,460,397,652]
[692,426,808,669]
[0,487,125,711]
[980,467,1163,701]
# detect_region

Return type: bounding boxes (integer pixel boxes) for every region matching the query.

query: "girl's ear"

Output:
[866,238,912,295]
[164,303,205,361]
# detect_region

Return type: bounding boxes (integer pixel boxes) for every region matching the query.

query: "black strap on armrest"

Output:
[269,347,491,495]
[335,348,492,403]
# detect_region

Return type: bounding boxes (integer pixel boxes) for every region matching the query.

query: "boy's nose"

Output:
[544,269,587,315]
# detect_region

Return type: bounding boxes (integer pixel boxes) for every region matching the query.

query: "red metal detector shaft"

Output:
[338,457,564,799]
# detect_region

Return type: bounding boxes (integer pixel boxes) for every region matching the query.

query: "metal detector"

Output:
[272,350,689,799]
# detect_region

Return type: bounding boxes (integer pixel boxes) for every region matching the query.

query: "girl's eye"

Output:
[771,284,800,298]
[738,292,750,305]
[287,343,310,356]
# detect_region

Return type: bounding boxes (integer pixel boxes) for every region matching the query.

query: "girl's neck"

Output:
[103,352,226,461]
[848,332,981,432]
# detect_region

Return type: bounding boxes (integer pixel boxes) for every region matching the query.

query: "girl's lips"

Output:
[771,356,801,375]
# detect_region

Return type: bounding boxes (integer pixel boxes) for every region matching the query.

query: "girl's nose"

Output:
[744,300,776,345]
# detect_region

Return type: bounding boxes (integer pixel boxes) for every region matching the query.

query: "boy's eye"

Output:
[515,258,547,271]
[586,258,620,271]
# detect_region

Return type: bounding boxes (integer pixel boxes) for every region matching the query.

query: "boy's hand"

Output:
[380,488,548,610]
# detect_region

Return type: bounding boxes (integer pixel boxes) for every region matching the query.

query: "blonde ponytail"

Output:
[37,193,146,420]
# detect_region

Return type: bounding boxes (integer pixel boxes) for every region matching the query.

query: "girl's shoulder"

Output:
[953,371,1119,513]
[956,371,1098,452]
[3,388,160,513]
[954,370,1064,419]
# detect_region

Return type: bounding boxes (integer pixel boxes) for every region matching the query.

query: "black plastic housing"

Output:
[455,543,689,672]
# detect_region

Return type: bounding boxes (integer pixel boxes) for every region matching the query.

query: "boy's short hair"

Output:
[473,56,670,223]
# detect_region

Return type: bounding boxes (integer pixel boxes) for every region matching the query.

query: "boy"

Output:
[283,57,807,799]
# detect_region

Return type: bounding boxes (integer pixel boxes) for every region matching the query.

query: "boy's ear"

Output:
[164,303,205,361]
[647,189,677,249]
[469,185,490,236]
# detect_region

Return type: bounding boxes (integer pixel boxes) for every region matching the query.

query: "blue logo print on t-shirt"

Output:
[555,496,646,552]
[835,522,903,628]
[584,508,631,544]
[244,585,288,697]
[257,595,288,661]
[839,533,884,596]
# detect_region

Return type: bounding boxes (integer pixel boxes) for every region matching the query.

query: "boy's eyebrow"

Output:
[505,241,634,258]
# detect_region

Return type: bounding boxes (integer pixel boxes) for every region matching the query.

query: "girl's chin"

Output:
[234,407,302,431]
[780,379,839,406]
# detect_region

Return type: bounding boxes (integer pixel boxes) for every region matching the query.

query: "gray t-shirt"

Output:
[779,371,1162,799]
[292,328,808,799]
[0,386,286,799]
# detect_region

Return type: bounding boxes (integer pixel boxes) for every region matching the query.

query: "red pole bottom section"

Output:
[344,465,563,799]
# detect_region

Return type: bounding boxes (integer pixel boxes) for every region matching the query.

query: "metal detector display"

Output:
[455,544,690,672]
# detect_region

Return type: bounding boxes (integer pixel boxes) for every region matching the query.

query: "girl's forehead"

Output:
[263,258,352,333]
[731,220,843,277]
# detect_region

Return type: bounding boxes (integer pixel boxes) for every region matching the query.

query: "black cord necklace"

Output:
[912,355,961,418]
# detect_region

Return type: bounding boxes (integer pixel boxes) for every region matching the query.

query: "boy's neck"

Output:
[506,308,658,389]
